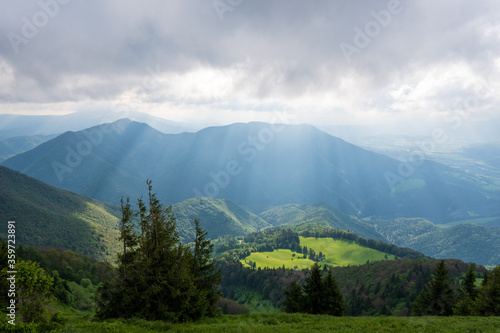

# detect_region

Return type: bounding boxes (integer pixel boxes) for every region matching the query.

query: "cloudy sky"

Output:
[1,0,499,138]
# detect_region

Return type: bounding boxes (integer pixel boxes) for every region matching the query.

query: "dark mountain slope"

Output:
[0,166,120,261]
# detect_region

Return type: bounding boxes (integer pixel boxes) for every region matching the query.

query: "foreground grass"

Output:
[51,313,500,332]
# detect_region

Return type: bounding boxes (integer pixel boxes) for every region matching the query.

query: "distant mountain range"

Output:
[0,134,57,163]
[3,119,499,223]
[0,110,189,140]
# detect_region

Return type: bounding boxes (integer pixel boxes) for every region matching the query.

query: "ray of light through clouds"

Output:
[0,0,500,141]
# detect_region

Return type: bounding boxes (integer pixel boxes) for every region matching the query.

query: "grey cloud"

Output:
[0,0,498,103]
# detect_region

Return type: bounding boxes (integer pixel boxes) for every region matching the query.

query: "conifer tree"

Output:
[323,270,345,316]
[303,262,324,314]
[96,180,220,322]
[454,265,477,315]
[475,265,500,316]
[412,260,455,316]
[283,280,304,313]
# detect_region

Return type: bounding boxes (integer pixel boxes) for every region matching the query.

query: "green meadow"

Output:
[48,313,500,333]
[300,236,395,266]
[241,236,395,269]
[241,249,315,269]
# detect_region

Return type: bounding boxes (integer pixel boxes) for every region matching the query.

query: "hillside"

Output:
[368,217,500,266]
[3,120,499,223]
[0,166,120,261]
[172,197,271,241]
[259,203,384,241]
[0,134,57,163]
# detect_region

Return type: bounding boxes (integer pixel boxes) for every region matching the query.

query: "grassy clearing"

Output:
[49,313,500,333]
[241,249,314,269]
[299,237,395,267]
[241,237,394,269]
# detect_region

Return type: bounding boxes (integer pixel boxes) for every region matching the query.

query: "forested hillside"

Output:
[0,166,121,261]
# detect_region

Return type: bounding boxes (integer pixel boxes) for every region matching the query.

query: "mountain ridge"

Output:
[2,119,499,222]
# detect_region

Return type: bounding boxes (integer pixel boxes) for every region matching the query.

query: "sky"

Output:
[1,0,500,139]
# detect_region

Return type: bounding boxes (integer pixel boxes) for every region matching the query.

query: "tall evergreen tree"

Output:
[189,219,222,319]
[323,270,345,316]
[96,180,221,322]
[303,263,324,314]
[412,260,455,316]
[283,280,304,313]
[475,265,500,316]
[454,265,478,315]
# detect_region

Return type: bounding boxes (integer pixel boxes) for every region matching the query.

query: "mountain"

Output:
[0,166,121,261]
[3,119,500,222]
[259,203,384,241]
[172,197,271,241]
[0,110,189,139]
[367,217,500,266]
[0,134,57,163]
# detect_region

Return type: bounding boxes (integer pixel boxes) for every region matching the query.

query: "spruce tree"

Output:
[475,265,500,316]
[190,219,222,319]
[454,265,477,315]
[96,180,221,322]
[412,260,455,316]
[303,263,324,314]
[323,270,345,316]
[283,280,304,313]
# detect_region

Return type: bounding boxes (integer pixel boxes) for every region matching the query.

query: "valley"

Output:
[1,119,499,330]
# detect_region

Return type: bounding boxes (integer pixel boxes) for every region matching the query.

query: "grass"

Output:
[49,313,500,332]
[241,249,314,269]
[300,237,395,267]
[241,237,395,269]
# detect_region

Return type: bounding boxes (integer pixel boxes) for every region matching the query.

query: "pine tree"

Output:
[96,180,221,322]
[454,265,478,315]
[303,263,324,314]
[283,280,304,313]
[412,260,455,316]
[475,265,500,316]
[190,219,222,319]
[323,270,345,316]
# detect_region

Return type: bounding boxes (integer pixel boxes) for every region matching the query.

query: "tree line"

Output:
[413,259,500,316]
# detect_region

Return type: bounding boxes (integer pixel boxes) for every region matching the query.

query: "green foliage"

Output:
[0,166,121,261]
[173,197,271,241]
[283,281,303,313]
[367,217,500,266]
[475,265,500,316]
[95,181,221,322]
[284,263,344,316]
[412,260,455,316]
[0,259,55,324]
